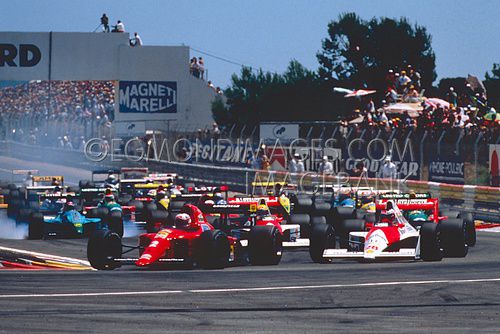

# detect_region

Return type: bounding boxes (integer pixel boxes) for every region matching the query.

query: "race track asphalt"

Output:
[0,155,499,333]
[0,232,499,333]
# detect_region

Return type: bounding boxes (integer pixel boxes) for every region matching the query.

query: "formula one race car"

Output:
[309,193,475,263]
[87,203,283,270]
[219,195,309,247]
[17,193,122,239]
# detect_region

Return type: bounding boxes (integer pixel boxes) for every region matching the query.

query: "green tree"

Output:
[317,13,436,91]
[212,60,345,127]
[485,63,500,110]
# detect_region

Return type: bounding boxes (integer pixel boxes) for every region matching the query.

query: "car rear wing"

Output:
[227,196,291,215]
[38,192,78,201]
[202,203,259,215]
[91,169,121,181]
[31,175,64,186]
[148,173,177,181]
[376,197,439,223]
[120,167,149,179]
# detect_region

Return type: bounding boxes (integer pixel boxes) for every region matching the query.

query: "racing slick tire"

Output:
[248,225,283,266]
[67,186,80,194]
[107,210,124,237]
[168,200,186,213]
[7,184,17,191]
[117,195,133,205]
[333,206,356,219]
[338,219,366,249]
[420,222,443,261]
[439,210,460,219]
[198,230,230,269]
[28,213,44,240]
[16,208,33,224]
[87,230,122,270]
[290,213,311,238]
[78,180,92,188]
[458,212,476,247]
[18,187,27,200]
[9,189,20,200]
[291,194,313,213]
[7,199,21,218]
[309,222,335,263]
[311,200,331,217]
[127,200,144,212]
[88,207,110,219]
[146,210,169,233]
[311,216,327,225]
[439,219,468,258]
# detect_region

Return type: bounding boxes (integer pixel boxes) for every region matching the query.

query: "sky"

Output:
[1,0,499,88]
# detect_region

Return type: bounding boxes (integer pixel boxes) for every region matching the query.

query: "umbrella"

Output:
[348,115,364,124]
[383,103,422,118]
[425,98,450,109]
[467,74,487,97]
[333,87,353,94]
[344,89,376,98]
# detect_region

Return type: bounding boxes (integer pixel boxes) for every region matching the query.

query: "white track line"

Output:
[0,277,500,299]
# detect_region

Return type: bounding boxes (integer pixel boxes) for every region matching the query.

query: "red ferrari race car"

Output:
[221,195,309,247]
[309,193,476,263]
[86,202,282,270]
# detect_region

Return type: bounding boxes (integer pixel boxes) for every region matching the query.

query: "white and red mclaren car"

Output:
[309,193,475,263]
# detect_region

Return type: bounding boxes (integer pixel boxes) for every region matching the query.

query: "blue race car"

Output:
[28,201,122,239]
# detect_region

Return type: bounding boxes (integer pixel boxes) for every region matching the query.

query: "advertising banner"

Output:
[343,138,420,180]
[0,32,49,80]
[260,123,299,144]
[119,81,177,113]
[428,152,465,184]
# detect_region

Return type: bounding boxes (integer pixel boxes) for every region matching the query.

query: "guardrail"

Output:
[1,141,498,221]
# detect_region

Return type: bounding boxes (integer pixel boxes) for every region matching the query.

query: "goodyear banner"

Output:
[428,152,465,184]
[119,81,177,113]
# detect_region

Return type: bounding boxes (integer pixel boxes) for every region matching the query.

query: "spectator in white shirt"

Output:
[289,153,305,173]
[131,32,142,46]
[114,20,125,33]
[318,155,333,175]
[379,156,398,179]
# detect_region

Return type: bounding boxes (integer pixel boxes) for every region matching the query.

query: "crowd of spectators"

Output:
[353,65,498,143]
[0,80,115,148]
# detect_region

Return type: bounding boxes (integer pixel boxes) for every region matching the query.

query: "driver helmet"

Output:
[361,195,373,204]
[338,191,352,203]
[104,189,114,203]
[380,211,395,224]
[204,199,215,205]
[53,186,62,193]
[107,174,116,182]
[64,201,75,212]
[156,190,166,200]
[256,204,270,217]
[174,213,192,229]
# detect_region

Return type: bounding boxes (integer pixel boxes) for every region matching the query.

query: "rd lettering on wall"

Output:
[119,81,177,113]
